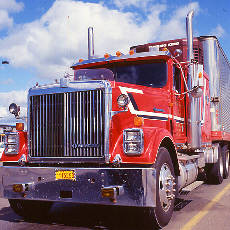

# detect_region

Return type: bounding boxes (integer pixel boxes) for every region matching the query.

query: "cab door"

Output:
[171,65,186,143]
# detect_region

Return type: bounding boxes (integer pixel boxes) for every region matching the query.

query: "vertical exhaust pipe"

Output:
[186,10,201,149]
[88,27,94,59]
[186,11,194,63]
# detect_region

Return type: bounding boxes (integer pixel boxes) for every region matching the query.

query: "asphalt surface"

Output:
[0,177,230,230]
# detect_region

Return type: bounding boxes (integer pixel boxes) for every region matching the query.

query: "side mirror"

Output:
[9,103,20,118]
[191,86,203,98]
[174,49,182,57]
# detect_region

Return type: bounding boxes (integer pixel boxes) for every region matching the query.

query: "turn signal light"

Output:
[102,188,115,198]
[134,116,144,127]
[13,184,24,193]
[199,72,203,78]
[16,122,24,131]
[78,59,84,63]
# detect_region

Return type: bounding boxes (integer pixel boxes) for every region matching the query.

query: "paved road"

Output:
[0,177,230,230]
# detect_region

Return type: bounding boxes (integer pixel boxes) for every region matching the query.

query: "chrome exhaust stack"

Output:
[186,10,202,149]
[186,11,194,63]
[88,27,94,59]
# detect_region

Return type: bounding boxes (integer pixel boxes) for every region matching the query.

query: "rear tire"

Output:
[222,145,230,179]
[9,199,53,220]
[144,147,176,229]
[206,145,224,184]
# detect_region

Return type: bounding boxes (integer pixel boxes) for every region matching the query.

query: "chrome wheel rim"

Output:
[226,150,229,173]
[159,163,176,212]
[220,152,224,177]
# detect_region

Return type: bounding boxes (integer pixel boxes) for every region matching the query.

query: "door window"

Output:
[173,65,181,93]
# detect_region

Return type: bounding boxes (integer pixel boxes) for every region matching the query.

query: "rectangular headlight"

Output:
[4,133,19,155]
[123,129,143,156]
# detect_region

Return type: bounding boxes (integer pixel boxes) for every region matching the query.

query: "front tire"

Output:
[145,147,176,229]
[9,199,53,220]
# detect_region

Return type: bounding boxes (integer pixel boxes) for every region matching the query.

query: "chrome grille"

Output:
[29,89,105,159]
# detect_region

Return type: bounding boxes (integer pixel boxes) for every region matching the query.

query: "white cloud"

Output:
[0,9,13,30]
[0,90,27,108]
[0,0,200,79]
[157,2,199,40]
[0,107,8,117]
[112,0,154,11]
[0,0,24,13]
[210,24,225,38]
[0,0,23,31]
[0,0,163,78]
[0,78,14,85]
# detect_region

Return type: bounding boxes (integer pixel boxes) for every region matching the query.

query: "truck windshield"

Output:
[111,61,167,88]
[75,68,114,81]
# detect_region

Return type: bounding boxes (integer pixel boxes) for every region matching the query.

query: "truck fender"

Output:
[147,128,180,176]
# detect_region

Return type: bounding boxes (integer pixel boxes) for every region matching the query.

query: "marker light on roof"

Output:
[116,51,124,57]
[159,47,169,52]
[104,53,111,59]
[129,50,135,55]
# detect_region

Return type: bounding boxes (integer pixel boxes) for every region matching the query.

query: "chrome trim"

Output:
[186,10,194,62]
[123,128,144,156]
[4,132,19,156]
[159,163,176,211]
[28,80,112,163]
[204,144,219,163]
[178,158,198,191]
[200,37,219,131]
[88,27,94,59]
[200,36,230,132]
[186,10,202,149]
[0,166,157,208]
[110,110,128,117]
[104,81,112,163]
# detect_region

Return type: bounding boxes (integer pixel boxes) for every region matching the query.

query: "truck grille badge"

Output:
[72,144,100,149]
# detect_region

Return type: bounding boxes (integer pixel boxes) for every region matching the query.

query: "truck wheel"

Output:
[206,146,224,184]
[9,199,53,220]
[144,147,176,229]
[222,145,230,179]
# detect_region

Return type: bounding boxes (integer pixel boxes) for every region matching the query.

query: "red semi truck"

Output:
[1,10,230,228]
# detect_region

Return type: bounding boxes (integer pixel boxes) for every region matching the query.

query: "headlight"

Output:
[4,133,19,155]
[117,94,130,108]
[123,129,143,156]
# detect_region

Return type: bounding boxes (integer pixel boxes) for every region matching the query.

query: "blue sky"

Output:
[0,0,229,121]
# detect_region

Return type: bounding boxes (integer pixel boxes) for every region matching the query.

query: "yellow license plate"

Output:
[55,170,75,181]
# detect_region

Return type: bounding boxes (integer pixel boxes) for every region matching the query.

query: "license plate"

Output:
[55,170,76,181]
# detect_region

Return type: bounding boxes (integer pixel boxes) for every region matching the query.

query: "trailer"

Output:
[1,10,230,228]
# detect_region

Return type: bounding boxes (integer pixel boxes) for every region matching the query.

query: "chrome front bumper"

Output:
[0,166,156,207]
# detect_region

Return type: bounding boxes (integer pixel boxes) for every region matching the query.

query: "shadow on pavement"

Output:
[0,203,160,230]
[0,206,22,223]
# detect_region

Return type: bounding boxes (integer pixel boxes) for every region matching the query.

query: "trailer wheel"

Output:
[144,147,176,229]
[9,199,53,220]
[206,146,224,184]
[222,145,230,179]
